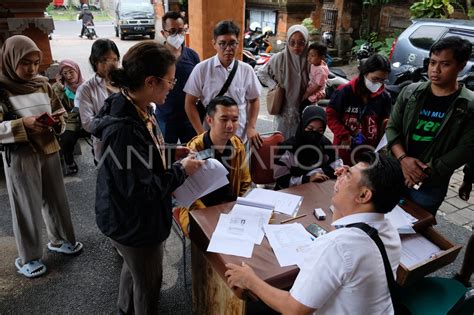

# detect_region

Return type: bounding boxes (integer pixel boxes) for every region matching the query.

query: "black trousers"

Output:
[59,130,79,165]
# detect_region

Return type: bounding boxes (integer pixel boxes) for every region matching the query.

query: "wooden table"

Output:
[189,181,434,315]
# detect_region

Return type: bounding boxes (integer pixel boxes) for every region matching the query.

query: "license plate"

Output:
[133,26,145,31]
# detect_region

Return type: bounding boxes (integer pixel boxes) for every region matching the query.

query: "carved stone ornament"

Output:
[7,17,54,35]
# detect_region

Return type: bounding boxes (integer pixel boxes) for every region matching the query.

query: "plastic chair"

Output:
[400,277,474,315]
[250,131,284,185]
[171,207,189,288]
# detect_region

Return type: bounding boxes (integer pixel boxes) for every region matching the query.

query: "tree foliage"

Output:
[410,0,456,19]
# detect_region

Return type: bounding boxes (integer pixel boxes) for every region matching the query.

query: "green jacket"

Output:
[386,81,474,184]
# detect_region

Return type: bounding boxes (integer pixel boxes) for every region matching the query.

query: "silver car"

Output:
[388,19,474,84]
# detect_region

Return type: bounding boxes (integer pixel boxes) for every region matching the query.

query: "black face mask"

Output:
[302,130,323,144]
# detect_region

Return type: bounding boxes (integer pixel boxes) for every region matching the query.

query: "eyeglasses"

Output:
[288,40,306,48]
[157,77,177,88]
[216,41,239,50]
[99,58,119,65]
[163,28,187,36]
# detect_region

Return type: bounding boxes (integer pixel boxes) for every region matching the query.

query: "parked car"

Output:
[114,0,155,40]
[388,19,474,84]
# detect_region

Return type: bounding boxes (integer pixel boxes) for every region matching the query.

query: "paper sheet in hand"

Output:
[263,223,315,267]
[375,134,388,152]
[230,200,273,245]
[400,233,443,268]
[173,158,229,207]
[245,188,302,216]
[385,205,417,234]
[207,213,259,258]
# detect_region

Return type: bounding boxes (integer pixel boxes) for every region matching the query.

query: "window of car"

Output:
[409,25,448,50]
[445,30,474,60]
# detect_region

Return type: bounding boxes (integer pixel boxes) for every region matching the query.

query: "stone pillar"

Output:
[0,0,54,72]
[188,0,245,60]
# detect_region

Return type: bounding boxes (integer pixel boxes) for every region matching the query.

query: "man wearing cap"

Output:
[274,105,342,190]
[78,4,94,38]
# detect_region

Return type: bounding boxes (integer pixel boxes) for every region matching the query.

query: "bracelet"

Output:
[397,154,407,162]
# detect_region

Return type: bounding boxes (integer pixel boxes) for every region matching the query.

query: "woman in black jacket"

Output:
[92,41,203,314]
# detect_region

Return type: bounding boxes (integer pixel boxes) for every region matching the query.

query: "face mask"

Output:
[167,34,185,49]
[302,130,323,144]
[364,76,382,93]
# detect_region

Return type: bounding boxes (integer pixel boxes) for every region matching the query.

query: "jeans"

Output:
[405,181,449,215]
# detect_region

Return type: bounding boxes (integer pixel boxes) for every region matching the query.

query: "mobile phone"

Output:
[36,112,55,127]
[306,223,327,238]
[196,148,213,160]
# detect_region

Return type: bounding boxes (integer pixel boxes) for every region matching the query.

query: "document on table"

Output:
[263,223,316,267]
[207,213,260,258]
[400,233,443,268]
[230,200,273,245]
[245,188,303,216]
[173,158,229,208]
[385,205,418,234]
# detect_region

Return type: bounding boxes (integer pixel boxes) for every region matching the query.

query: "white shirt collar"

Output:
[212,54,235,71]
[331,212,385,227]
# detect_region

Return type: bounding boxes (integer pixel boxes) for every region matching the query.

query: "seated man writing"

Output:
[178,96,251,233]
[225,152,405,315]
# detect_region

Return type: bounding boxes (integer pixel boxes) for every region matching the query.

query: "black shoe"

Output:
[78,35,83,38]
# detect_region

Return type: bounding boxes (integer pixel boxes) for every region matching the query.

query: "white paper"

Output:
[230,204,273,245]
[245,188,303,216]
[235,197,274,210]
[375,134,388,152]
[207,213,259,258]
[173,158,229,207]
[386,205,417,234]
[400,233,443,268]
[263,223,316,267]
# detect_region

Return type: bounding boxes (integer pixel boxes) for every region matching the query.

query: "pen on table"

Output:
[280,214,306,224]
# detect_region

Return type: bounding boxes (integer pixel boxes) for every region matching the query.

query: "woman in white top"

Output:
[257,25,310,139]
[76,38,120,164]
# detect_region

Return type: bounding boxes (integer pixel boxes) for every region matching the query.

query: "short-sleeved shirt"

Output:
[155,46,200,122]
[183,55,261,142]
[290,212,401,315]
[408,89,460,158]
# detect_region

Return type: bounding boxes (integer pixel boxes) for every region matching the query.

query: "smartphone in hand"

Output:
[36,112,56,127]
[196,148,214,160]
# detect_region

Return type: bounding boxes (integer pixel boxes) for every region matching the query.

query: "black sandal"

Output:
[65,161,78,176]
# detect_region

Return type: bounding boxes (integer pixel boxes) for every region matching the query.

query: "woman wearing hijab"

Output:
[0,35,83,278]
[257,25,310,139]
[327,54,391,165]
[52,59,85,175]
[274,105,341,190]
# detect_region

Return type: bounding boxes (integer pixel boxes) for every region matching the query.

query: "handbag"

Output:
[266,84,285,115]
[347,223,411,315]
[196,61,239,122]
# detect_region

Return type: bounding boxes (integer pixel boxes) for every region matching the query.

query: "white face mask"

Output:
[364,76,383,93]
[166,34,185,49]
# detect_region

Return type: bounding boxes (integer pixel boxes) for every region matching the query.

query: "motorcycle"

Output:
[84,22,97,40]
[317,68,349,107]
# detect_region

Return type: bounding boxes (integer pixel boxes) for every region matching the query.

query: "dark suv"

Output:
[114,0,155,40]
[388,19,474,84]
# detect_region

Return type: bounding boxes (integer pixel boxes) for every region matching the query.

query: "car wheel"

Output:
[115,26,118,37]
[149,33,155,40]
[120,33,125,40]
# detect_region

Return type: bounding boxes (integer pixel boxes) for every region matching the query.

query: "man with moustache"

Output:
[386,36,474,215]
[184,20,263,148]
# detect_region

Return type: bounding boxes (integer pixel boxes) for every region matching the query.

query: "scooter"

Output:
[317,69,349,107]
[84,22,97,40]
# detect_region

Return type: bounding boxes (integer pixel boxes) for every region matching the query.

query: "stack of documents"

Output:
[385,205,418,234]
[245,188,303,216]
[173,158,229,207]
[263,223,316,267]
[400,233,443,268]
[207,198,273,257]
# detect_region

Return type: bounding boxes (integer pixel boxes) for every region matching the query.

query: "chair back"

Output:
[250,132,284,184]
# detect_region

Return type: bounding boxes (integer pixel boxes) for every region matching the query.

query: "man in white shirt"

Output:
[184,20,263,148]
[225,152,405,315]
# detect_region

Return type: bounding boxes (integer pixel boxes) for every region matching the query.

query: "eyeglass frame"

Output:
[163,28,187,36]
[216,40,239,50]
[288,40,306,48]
[156,76,177,88]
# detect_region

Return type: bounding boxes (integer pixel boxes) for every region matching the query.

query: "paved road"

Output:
[0,19,472,314]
